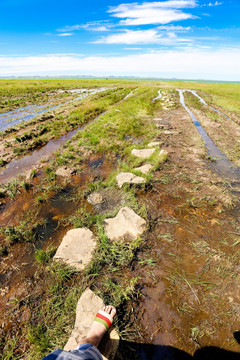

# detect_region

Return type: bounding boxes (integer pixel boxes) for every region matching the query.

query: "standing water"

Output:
[187,89,231,120]
[0,88,108,132]
[152,89,162,102]
[177,89,240,183]
[0,112,106,184]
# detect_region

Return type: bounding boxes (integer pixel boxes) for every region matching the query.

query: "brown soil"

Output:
[119,106,240,358]
[1,93,240,359]
[186,93,240,167]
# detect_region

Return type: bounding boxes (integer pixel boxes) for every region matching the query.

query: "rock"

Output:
[153,117,163,121]
[24,169,33,180]
[155,123,164,129]
[87,192,104,205]
[56,166,74,177]
[116,172,145,188]
[134,164,153,174]
[148,141,161,147]
[64,288,119,360]
[104,207,146,241]
[159,149,168,163]
[53,228,96,270]
[131,148,155,159]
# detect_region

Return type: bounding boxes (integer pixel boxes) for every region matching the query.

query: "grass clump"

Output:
[65,206,103,228]
[35,247,56,264]
[1,221,38,244]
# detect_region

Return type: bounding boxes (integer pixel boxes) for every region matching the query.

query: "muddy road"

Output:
[0,84,240,359]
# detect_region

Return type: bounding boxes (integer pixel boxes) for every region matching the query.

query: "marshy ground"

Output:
[0,79,240,360]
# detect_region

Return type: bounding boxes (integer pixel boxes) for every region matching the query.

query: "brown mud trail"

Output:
[1,88,240,359]
[118,104,240,358]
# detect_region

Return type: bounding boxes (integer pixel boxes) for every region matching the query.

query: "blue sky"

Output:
[0,0,240,80]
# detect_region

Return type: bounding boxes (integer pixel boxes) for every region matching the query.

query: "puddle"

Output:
[124,90,134,100]
[0,88,108,132]
[152,89,162,102]
[188,90,231,120]
[0,111,106,184]
[177,89,240,183]
[89,158,104,169]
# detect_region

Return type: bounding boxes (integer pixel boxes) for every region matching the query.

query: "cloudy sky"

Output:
[0,0,239,80]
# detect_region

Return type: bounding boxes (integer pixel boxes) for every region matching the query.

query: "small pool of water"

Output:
[152,89,162,102]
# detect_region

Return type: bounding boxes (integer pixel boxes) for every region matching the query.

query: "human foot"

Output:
[81,305,116,347]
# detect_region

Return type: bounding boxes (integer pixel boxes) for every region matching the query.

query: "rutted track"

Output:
[0,88,132,183]
[0,88,107,132]
[177,89,240,184]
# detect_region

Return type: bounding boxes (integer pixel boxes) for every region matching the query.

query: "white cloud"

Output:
[57,33,73,36]
[57,25,81,32]
[94,29,191,44]
[57,21,111,33]
[82,22,112,31]
[90,26,110,31]
[157,25,191,31]
[94,29,159,44]
[108,1,197,25]
[0,48,239,81]
[202,1,223,6]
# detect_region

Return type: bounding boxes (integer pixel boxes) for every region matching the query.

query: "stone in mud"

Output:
[116,172,145,188]
[159,149,168,163]
[56,166,74,177]
[64,288,119,360]
[87,192,104,206]
[134,164,153,174]
[24,169,33,180]
[104,206,146,241]
[131,148,155,159]
[53,228,96,270]
[148,141,161,147]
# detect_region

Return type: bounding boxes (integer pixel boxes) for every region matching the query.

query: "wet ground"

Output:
[1,86,240,359]
[0,88,107,132]
[120,97,240,358]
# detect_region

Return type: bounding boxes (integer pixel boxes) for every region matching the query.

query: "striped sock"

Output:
[94,309,113,331]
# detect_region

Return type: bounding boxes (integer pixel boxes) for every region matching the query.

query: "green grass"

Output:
[171,80,240,115]
[35,247,56,264]
[26,263,82,360]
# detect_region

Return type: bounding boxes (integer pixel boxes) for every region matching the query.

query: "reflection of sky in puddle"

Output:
[0,88,108,132]
[152,89,162,102]
[177,89,240,183]
[188,90,231,120]
[0,112,105,184]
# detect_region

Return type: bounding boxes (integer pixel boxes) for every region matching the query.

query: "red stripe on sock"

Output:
[95,313,112,328]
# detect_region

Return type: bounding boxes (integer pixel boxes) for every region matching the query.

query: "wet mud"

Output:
[177,89,240,184]
[124,103,240,357]
[1,86,240,359]
[0,113,103,184]
[0,156,114,336]
[0,88,107,132]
